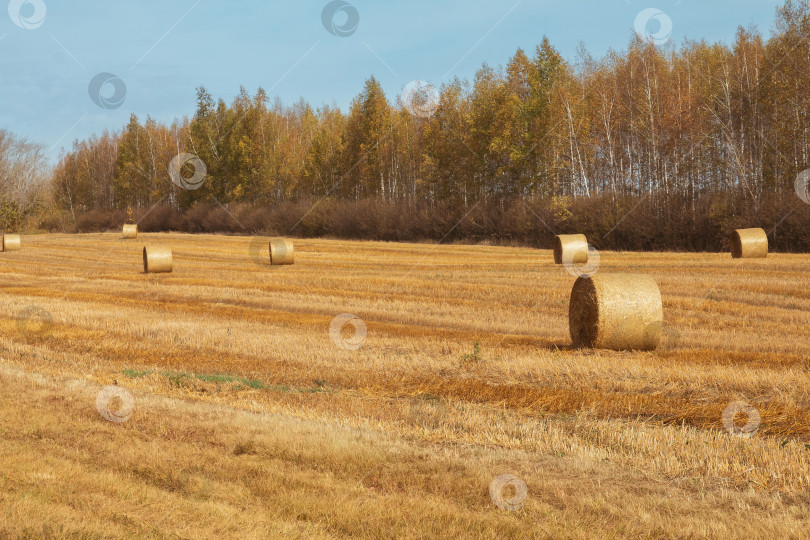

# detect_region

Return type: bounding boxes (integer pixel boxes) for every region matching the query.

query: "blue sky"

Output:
[0,0,784,163]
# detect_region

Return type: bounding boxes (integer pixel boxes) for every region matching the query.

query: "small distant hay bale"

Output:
[2,234,21,252]
[553,234,588,265]
[730,228,768,259]
[122,224,138,239]
[569,273,663,351]
[143,246,173,273]
[269,238,294,265]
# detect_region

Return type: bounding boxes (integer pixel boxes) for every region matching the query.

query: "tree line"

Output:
[42,1,810,250]
[0,129,48,232]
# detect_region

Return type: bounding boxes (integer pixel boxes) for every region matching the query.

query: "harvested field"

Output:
[1,233,809,538]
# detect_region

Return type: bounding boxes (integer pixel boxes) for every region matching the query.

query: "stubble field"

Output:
[0,233,809,538]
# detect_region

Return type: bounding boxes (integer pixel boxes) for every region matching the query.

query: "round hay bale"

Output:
[2,234,21,252]
[730,228,767,259]
[143,246,173,273]
[269,238,294,265]
[553,234,588,265]
[569,273,663,351]
[122,224,138,239]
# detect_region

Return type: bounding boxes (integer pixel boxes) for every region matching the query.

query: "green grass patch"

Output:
[460,342,483,365]
[414,393,442,402]
[121,368,152,378]
[162,371,276,390]
[121,368,336,395]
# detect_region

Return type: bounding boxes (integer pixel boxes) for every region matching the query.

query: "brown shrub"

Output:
[56,192,810,252]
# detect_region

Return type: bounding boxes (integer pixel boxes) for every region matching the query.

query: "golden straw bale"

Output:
[269,238,294,265]
[569,273,663,351]
[143,246,173,273]
[730,228,768,259]
[122,224,138,239]
[553,234,588,265]
[2,235,21,252]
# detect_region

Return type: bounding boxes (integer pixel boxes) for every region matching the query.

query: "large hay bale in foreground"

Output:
[2,235,20,252]
[553,234,588,265]
[730,228,767,259]
[122,224,138,239]
[269,238,294,265]
[143,246,173,273]
[569,273,663,351]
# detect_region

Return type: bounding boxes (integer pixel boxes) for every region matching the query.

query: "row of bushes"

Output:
[39,193,810,252]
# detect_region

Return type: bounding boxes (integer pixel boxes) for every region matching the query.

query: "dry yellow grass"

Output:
[1,233,809,538]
